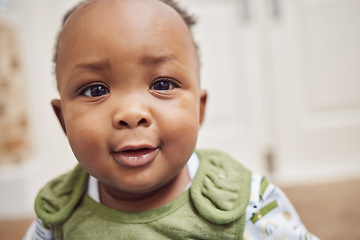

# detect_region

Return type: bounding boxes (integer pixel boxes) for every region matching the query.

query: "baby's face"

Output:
[52,0,206,194]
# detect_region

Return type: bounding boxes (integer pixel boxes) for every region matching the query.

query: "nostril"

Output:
[138,118,148,126]
[115,115,150,129]
[119,120,128,127]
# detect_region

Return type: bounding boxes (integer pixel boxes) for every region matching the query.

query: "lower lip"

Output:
[112,148,158,167]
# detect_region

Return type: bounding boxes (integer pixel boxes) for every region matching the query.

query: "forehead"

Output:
[56,0,198,77]
[64,0,184,33]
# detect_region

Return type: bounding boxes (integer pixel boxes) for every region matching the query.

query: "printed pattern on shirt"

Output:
[244,175,319,240]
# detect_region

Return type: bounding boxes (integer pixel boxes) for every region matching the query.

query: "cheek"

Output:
[159,96,200,153]
[64,106,109,166]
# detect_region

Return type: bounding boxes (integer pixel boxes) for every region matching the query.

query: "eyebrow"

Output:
[68,55,178,81]
[139,54,178,66]
[70,59,111,80]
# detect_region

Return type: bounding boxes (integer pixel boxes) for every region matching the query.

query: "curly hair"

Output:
[53,0,198,67]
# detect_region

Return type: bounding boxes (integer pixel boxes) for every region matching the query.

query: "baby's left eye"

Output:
[150,78,178,91]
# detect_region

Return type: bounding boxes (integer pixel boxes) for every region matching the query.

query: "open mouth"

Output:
[112,147,158,167]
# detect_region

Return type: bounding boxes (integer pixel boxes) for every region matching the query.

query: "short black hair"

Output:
[53,0,197,68]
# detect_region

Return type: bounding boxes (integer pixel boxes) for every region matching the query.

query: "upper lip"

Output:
[114,144,158,153]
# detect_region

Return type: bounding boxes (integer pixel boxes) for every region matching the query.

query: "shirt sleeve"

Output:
[23,218,54,240]
[243,175,320,240]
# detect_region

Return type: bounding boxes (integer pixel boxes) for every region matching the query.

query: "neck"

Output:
[98,166,190,212]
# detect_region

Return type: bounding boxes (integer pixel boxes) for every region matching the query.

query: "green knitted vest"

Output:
[35,149,251,239]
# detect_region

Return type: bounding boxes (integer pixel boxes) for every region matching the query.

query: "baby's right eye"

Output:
[80,83,110,97]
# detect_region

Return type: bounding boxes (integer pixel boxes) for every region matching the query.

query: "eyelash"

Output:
[150,78,180,91]
[76,82,110,97]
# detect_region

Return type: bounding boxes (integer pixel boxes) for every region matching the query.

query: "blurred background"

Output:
[0,0,359,239]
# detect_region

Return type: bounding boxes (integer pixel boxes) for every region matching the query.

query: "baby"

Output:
[24,0,319,239]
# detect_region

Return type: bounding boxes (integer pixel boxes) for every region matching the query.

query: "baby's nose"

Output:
[113,105,151,129]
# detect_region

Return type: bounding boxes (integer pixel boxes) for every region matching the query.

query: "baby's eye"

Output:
[81,84,110,97]
[150,78,178,91]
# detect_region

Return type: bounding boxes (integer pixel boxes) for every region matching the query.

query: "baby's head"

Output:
[51,0,207,207]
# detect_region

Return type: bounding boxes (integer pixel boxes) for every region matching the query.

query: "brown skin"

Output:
[51,0,207,212]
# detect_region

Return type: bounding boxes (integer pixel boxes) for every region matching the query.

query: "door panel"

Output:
[270,0,360,183]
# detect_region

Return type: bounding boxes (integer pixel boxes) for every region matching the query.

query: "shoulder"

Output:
[191,149,252,225]
[244,175,319,240]
[34,164,89,225]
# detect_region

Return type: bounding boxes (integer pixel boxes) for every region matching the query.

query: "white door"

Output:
[268,0,360,183]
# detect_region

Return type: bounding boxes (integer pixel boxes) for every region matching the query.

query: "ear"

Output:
[51,99,67,135]
[199,90,207,126]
